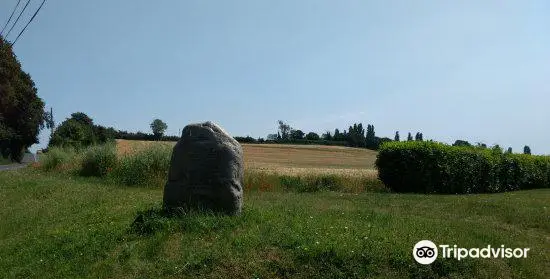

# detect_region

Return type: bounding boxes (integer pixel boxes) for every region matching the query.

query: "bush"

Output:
[111,144,172,186]
[39,147,79,171]
[376,141,550,194]
[79,144,117,177]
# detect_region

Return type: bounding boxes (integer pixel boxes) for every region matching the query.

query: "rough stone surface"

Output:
[163,121,243,215]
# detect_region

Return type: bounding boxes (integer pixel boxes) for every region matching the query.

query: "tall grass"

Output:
[244,170,385,193]
[79,143,117,177]
[111,144,172,186]
[37,143,383,192]
[39,146,80,172]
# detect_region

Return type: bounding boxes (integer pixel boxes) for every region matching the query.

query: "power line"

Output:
[11,0,46,46]
[4,0,31,38]
[0,0,22,36]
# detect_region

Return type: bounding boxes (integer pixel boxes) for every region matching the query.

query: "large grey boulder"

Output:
[163,121,243,215]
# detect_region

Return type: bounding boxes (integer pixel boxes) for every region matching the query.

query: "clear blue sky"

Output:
[2,0,549,154]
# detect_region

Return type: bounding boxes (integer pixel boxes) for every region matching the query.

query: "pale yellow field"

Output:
[116,139,378,177]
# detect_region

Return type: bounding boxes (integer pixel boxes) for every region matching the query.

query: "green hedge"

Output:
[375,141,550,194]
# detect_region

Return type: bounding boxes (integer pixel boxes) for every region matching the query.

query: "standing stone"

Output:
[163,121,243,215]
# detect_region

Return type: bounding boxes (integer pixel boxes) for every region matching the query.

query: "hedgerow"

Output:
[376,141,550,194]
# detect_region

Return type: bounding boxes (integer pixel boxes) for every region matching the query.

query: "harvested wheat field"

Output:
[116,139,378,176]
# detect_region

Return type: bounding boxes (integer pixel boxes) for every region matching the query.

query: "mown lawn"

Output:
[0,169,548,279]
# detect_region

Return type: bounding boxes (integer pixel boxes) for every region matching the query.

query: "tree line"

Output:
[236,120,421,151]
[43,112,178,150]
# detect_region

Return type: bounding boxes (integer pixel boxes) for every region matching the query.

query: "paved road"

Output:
[0,163,28,171]
[0,153,37,171]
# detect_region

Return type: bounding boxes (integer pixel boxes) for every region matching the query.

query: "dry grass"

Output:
[116,139,377,175]
[115,140,382,192]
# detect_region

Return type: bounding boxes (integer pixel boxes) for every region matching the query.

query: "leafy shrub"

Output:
[39,147,78,171]
[376,141,550,194]
[79,144,117,177]
[111,144,172,186]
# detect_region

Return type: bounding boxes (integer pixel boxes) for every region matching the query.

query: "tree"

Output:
[333,129,343,141]
[407,132,413,141]
[43,107,55,138]
[476,142,487,149]
[49,112,115,148]
[415,132,423,141]
[49,119,91,148]
[345,123,365,147]
[150,119,168,139]
[506,147,513,154]
[394,131,400,141]
[290,129,305,140]
[70,112,94,126]
[322,131,332,141]
[365,124,376,149]
[93,125,116,144]
[277,120,291,141]
[523,145,531,155]
[0,36,45,161]
[453,140,471,147]
[267,134,278,141]
[305,132,320,141]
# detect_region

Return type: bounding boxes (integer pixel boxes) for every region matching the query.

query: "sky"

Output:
[1,0,549,154]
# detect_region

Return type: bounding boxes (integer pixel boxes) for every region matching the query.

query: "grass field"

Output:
[2,141,549,278]
[0,169,548,278]
[116,139,378,171]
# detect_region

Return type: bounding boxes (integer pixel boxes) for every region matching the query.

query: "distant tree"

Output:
[93,125,116,144]
[290,129,305,140]
[49,112,115,148]
[322,131,332,141]
[342,130,348,142]
[43,107,55,138]
[394,131,400,141]
[453,140,472,147]
[277,120,291,141]
[365,124,376,149]
[49,119,92,148]
[150,119,168,139]
[415,132,423,141]
[305,132,320,141]
[476,142,487,149]
[407,132,413,141]
[70,112,94,126]
[234,136,256,143]
[0,36,45,161]
[267,134,278,141]
[346,123,366,147]
[333,129,343,141]
[523,145,531,155]
[506,147,513,154]
[257,137,265,143]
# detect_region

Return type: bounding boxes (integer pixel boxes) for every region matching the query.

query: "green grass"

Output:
[0,169,548,278]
